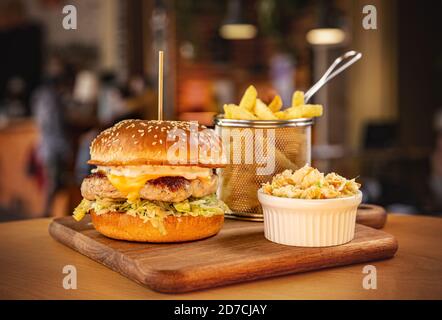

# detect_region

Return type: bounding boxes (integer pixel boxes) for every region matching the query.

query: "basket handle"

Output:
[304,50,362,103]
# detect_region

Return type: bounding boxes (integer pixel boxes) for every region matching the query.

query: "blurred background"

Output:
[0,0,441,221]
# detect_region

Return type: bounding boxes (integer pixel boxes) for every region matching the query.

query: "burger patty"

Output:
[81,172,218,202]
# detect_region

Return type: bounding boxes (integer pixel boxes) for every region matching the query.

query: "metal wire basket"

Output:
[215,116,313,221]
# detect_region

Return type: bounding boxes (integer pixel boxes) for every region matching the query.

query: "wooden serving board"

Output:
[49,216,398,293]
[356,204,387,229]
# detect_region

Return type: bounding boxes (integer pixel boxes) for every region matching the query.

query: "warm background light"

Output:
[219,24,257,40]
[306,28,345,45]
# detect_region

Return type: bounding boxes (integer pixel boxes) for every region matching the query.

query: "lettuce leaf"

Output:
[72,194,229,222]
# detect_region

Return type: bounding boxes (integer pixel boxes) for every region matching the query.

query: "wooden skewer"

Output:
[158,50,164,120]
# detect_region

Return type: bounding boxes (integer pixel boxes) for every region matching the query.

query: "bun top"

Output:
[88,119,224,167]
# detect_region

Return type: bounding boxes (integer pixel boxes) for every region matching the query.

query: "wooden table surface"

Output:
[0,214,441,300]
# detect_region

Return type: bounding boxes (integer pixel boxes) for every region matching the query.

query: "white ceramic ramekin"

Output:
[257,190,362,247]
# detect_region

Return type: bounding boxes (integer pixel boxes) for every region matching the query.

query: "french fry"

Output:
[224,87,322,121]
[300,104,323,118]
[277,104,323,119]
[277,107,304,120]
[274,111,286,119]
[268,95,283,112]
[253,99,278,120]
[291,91,305,107]
[239,85,257,111]
[224,104,257,120]
[223,104,235,118]
[274,148,300,172]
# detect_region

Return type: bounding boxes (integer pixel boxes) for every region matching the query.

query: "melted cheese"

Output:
[102,165,213,201]
[106,174,160,202]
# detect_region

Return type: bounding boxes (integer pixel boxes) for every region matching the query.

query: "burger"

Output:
[72,119,230,242]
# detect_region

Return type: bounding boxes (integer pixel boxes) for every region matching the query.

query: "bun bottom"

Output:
[90,210,224,243]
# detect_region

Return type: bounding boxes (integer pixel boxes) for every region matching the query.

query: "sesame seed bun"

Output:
[88,119,224,168]
[90,210,224,242]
